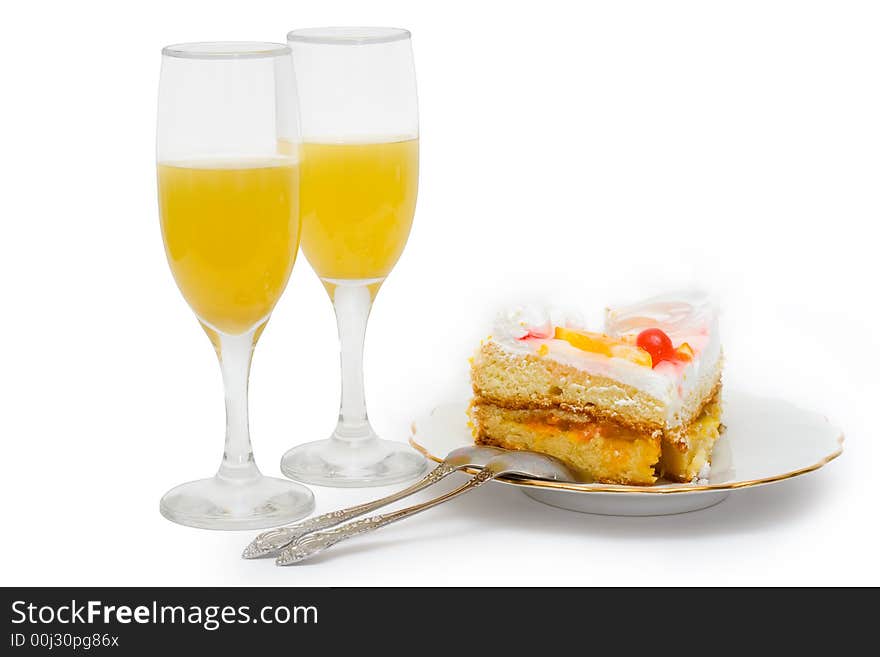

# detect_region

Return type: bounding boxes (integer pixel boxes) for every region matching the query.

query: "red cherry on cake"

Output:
[636,328,674,366]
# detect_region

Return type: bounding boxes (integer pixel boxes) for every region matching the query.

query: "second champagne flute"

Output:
[281,27,427,487]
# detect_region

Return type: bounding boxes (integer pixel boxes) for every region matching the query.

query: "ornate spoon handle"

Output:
[276,468,497,566]
[243,462,458,558]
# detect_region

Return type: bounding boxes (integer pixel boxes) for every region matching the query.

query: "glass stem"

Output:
[215,328,262,481]
[332,283,376,444]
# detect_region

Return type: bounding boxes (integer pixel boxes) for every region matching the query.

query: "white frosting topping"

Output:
[492,304,585,341]
[492,305,552,340]
[605,290,716,348]
[488,291,721,425]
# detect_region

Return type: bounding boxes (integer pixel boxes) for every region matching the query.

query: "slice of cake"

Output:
[469,292,723,485]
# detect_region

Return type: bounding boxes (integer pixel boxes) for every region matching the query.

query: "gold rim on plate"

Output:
[408,424,844,495]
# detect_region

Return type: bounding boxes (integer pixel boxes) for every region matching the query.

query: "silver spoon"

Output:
[276,450,577,566]
[242,446,506,559]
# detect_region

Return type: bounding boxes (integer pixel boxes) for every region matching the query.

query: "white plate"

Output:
[409,391,843,516]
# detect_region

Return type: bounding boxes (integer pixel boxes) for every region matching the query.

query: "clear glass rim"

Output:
[287,26,410,46]
[162,41,291,60]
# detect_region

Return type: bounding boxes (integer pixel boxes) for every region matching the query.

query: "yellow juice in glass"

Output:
[298,139,418,282]
[157,159,300,335]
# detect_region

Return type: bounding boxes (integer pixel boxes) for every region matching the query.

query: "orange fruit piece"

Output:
[554,327,652,367]
[610,343,653,367]
[674,342,695,362]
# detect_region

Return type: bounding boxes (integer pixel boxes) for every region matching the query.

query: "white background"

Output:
[1,0,878,586]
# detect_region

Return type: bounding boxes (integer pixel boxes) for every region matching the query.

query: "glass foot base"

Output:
[160,475,315,530]
[281,437,427,488]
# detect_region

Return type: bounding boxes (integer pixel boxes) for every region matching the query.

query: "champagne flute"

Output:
[156,42,314,529]
[280,27,427,487]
